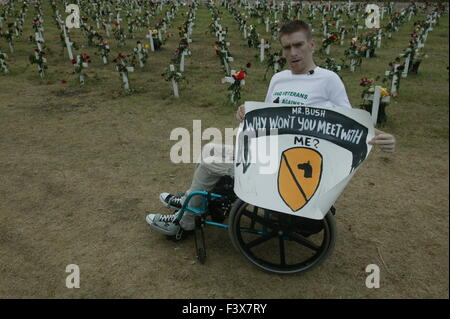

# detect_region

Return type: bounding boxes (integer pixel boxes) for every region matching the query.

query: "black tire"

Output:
[228,199,336,274]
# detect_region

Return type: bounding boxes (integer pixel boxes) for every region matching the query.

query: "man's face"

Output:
[280,30,316,74]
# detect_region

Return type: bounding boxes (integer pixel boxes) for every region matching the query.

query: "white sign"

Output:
[234,102,374,220]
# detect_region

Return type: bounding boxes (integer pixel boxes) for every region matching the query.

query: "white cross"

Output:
[146,29,155,52]
[169,64,179,98]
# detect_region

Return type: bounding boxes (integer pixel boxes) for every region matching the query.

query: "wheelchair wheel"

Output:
[228,199,336,274]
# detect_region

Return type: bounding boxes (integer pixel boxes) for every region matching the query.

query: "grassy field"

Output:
[0,1,448,298]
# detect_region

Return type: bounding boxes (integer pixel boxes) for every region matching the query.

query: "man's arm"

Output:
[327,73,396,152]
[236,104,245,122]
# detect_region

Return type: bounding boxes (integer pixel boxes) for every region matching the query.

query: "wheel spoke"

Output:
[249,206,258,230]
[241,209,277,229]
[286,232,321,251]
[244,231,278,249]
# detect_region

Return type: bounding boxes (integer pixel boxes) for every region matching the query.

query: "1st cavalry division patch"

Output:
[277,147,323,212]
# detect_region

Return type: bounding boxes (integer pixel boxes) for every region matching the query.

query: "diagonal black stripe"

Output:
[282,153,308,202]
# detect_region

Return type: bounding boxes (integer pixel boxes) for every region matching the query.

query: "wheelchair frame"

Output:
[171,188,337,275]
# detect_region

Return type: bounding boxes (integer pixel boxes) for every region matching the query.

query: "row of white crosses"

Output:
[400,10,441,79]
[33,18,45,52]
[209,5,233,76]
[167,4,198,97]
[370,7,444,123]
[53,6,75,61]
[179,7,197,73]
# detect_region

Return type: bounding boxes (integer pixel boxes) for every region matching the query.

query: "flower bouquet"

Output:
[113,22,126,47]
[384,60,404,92]
[344,38,363,71]
[72,54,91,85]
[97,41,110,64]
[161,64,185,98]
[133,40,149,68]
[247,25,259,48]
[225,67,249,105]
[323,57,342,77]
[359,77,391,124]
[29,48,47,79]
[264,50,286,80]
[113,53,135,91]
[320,32,339,55]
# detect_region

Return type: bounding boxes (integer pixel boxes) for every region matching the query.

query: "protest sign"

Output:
[234,102,374,220]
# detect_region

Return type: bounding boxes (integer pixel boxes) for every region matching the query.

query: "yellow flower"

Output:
[144,44,150,49]
[380,87,389,97]
[152,29,158,35]
[368,86,375,93]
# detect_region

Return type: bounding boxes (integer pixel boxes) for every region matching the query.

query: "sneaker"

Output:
[146,212,181,236]
[159,192,184,210]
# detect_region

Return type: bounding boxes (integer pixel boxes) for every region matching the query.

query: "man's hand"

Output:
[235,104,245,122]
[368,129,396,152]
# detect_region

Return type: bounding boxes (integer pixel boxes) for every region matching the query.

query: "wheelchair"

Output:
[169,175,337,275]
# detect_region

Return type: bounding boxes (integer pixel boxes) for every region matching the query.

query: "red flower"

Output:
[60,79,67,84]
[350,40,356,45]
[232,70,246,81]
[397,65,405,71]
[389,62,393,67]
[71,58,77,64]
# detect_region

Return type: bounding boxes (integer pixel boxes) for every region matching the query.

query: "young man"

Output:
[146,20,396,235]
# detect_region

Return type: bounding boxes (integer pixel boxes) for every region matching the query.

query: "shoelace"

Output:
[167,195,182,207]
[159,214,178,223]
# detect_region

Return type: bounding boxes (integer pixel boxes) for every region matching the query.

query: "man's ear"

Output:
[310,39,317,51]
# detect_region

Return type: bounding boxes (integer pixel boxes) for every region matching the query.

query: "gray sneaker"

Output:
[159,192,184,210]
[146,212,181,236]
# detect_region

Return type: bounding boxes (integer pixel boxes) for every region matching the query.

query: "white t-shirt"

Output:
[264,67,352,109]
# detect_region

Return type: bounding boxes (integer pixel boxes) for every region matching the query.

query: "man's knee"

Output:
[201,143,234,166]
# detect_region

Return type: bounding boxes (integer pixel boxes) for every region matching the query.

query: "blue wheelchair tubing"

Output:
[175,190,229,229]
